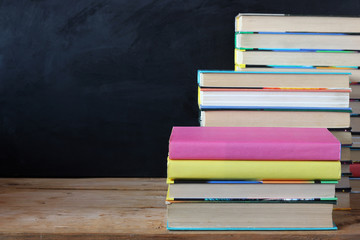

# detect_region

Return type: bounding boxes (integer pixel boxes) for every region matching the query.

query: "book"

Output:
[234,66,360,83]
[351,163,360,177]
[169,127,340,160]
[351,117,360,131]
[336,176,351,190]
[167,180,337,200]
[341,164,352,176]
[331,130,352,146]
[350,177,360,192]
[167,202,336,230]
[334,192,351,210]
[199,88,350,109]
[200,110,350,129]
[235,49,360,67]
[198,70,350,88]
[350,99,360,114]
[235,14,360,33]
[350,84,360,98]
[351,148,360,162]
[167,158,341,180]
[341,147,351,161]
[352,132,360,148]
[235,32,360,51]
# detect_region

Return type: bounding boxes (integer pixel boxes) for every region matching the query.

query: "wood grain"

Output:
[0,178,359,240]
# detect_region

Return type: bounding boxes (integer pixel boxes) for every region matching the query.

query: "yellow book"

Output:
[167,158,341,180]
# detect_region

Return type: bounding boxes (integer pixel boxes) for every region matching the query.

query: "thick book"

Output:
[334,192,351,210]
[352,132,360,147]
[199,88,350,109]
[351,148,360,162]
[350,84,360,98]
[235,14,360,33]
[350,177,360,192]
[167,180,337,200]
[235,32,360,51]
[200,110,350,128]
[198,70,350,88]
[234,66,360,83]
[167,158,341,180]
[350,99,360,115]
[169,127,340,160]
[351,117,360,131]
[341,147,351,161]
[235,49,360,67]
[167,202,336,230]
[351,163,360,177]
[331,131,352,146]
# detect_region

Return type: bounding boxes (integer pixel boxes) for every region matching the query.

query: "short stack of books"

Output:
[166,126,341,230]
[198,70,351,128]
[198,70,352,209]
[234,14,360,77]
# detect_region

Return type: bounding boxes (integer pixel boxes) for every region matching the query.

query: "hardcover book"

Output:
[198,70,350,88]
[167,158,341,180]
[235,32,360,51]
[235,49,360,67]
[167,180,337,200]
[235,14,360,33]
[169,127,341,160]
[234,66,360,83]
[200,110,350,128]
[167,202,336,230]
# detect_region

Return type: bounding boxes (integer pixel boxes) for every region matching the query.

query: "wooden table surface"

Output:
[0,178,359,240]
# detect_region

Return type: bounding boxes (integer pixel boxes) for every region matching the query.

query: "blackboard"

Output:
[0,0,358,177]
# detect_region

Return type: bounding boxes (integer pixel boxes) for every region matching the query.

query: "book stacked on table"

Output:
[198,70,352,209]
[234,14,360,77]
[166,126,340,230]
[198,70,351,128]
[234,14,358,205]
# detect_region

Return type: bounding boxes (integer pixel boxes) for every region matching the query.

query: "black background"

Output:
[0,0,359,177]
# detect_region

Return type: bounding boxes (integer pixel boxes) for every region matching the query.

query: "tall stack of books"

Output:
[234,14,358,209]
[166,126,340,230]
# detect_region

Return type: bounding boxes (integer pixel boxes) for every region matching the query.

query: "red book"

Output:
[350,163,360,177]
[168,127,340,160]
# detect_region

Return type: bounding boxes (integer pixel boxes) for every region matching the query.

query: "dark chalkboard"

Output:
[0,0,359,177]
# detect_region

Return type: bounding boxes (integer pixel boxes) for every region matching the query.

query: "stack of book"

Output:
[198,70,351,128]
[234,14,358,209]
[234,14,360,75]
[166,126,340,230]
[198,70,352,209]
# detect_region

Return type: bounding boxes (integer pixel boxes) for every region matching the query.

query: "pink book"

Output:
[168,127,340,160]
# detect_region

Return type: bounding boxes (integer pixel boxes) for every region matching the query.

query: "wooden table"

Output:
[0,178,359,240]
